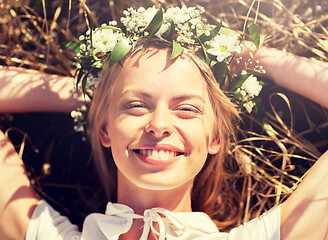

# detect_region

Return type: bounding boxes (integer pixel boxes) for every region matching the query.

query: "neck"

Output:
[116,172,194,240]
[117,172,193,214]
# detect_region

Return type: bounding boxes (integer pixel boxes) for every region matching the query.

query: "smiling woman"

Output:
[1,4,328,240]
[88,38,239,219]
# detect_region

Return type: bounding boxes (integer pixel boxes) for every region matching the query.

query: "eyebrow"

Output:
[171,95,205,104]
[121,89,206,103]
[121,89,152,99]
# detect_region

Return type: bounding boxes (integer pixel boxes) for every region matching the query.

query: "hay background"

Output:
[0,0,327,230]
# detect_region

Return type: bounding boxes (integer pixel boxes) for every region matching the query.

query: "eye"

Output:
[123,102,147,109]
[177,106,199,112]
[175,105,202,118]
[122,102,150,115]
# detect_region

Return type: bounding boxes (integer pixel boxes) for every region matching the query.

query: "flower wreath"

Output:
[67,5,265,132]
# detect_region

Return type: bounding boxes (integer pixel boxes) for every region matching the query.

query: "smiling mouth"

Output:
[133,149,184,159]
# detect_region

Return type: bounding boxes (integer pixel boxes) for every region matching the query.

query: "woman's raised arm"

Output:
[253,47,328,239]
[236,45,328,238]
[0,129,40,239]
[0,66,84,113]
[280,150,328,239]
[0,66,82,238]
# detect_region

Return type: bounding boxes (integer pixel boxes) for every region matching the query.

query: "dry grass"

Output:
[1,0,328,229]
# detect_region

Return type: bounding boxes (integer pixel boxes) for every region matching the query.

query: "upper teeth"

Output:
[139,149,176,159]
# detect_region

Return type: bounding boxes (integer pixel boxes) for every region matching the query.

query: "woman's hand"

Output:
[234,43,328,109]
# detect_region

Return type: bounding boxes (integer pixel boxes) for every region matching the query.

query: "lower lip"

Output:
[134,152,180,166]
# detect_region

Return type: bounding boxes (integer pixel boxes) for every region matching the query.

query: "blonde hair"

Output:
[88,38,240,228]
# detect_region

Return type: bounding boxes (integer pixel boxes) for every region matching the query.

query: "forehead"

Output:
[112,48,208,95]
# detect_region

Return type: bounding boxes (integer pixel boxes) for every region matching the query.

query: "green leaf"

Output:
[195,36,211,64]
[81,72,89,95]
[230,73,252,91]
[142,6,164,53]
[209,60,218,68]
[247,22,260,48]
[142,22,163,53]
[76,69,84,90]
[163,19,175,39]
[144,5,163,34]
[108,38,132,69]
[212,62,229,86]
[65,40,81,53]
[199,21,222,43]
[85,91,93,102]
[98,25,123,33]
[168,40,184,60]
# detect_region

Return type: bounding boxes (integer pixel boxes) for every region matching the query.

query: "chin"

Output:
[136,182,181,191]
[134,174,195,191]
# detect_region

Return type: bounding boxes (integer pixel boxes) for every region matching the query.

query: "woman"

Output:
[1,6,328,240]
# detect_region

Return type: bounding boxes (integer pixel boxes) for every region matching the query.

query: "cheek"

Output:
[107,116,146,150]
[114,116,145,136]
[176,119,210,156]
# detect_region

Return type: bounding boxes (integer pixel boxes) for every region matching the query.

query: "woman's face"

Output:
[100,49,220,191]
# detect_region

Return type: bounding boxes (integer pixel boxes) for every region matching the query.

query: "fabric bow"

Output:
[80,202,226,240]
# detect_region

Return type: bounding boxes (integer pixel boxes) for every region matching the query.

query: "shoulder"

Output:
[26,200,81,240]
[228,205,281,240]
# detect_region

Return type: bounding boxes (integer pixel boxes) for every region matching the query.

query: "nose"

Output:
[145,106,173,138]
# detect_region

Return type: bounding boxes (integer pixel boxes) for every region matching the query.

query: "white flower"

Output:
[137,7,145,12]
[235,72,262,113]
[80,43,86,51]
[241,74,262,97]
[81,105,87,111]
[121,6,159,35]
[120,6,205,39]
[165,7,192,26]
[70,110,82,119]
[91,28,124,54]
[74,125,84,132]
[240,89,247,97]
[207,34,241,62]
[165,6,202,36]
[243,101,255,113]
[143,6,159,26]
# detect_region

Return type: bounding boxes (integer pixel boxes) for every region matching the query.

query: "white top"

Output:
[26,200,280,240]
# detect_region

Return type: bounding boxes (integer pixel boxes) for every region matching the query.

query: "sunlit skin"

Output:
[99,49,220,223]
